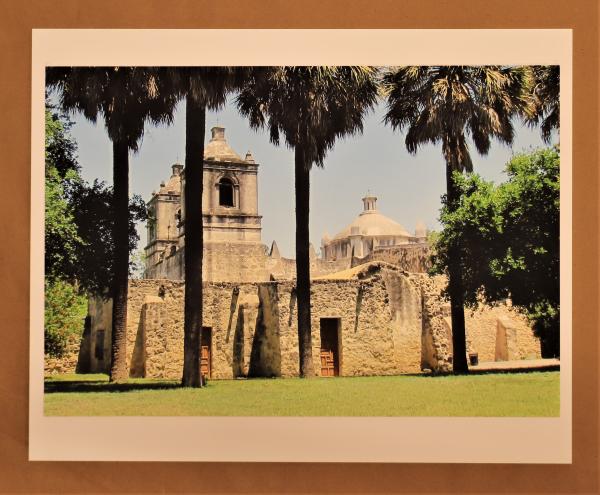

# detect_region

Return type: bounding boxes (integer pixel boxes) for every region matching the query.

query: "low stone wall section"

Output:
[79,268,541,379]
[352,244,431,273]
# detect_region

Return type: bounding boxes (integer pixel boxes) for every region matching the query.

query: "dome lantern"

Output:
[362,192,378,213]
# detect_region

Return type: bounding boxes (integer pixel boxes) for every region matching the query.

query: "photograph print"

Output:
[43,64,560,418]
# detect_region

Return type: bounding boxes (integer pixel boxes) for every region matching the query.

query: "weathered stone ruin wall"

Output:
[416,275,541,371]
[45,297,112,376]
[78,266,542,379]
[117,274,427,379]
[72,297,112,374]
[144,242,270,283]
[352,243,431,273]
[44,335,82,375]
[265,256,351,280]
[145,247,184,280]
[418,275,453,372]
[204,242,270,283]
[122,279,264,379]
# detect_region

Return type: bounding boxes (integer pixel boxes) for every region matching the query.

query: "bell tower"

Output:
[200,126,261,243]
[145,125,267,282]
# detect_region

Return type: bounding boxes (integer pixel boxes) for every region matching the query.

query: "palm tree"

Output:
[171,68,248,388]
[382,66,533,373]
[525,66,560,143]
[47,67,177,382]
[237,66,379,377]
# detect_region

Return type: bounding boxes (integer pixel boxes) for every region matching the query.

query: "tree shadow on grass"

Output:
[44,379,181,394]
[414,364,560,378]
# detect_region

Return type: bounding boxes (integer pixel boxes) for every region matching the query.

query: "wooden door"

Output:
[200,327,212,379]
[320,319,340,377]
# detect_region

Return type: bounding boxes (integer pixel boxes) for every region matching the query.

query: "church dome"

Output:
[333,195,412,241]
[204,126,246,162]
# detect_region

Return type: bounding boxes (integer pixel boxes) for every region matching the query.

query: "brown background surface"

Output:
[0,0,597,493]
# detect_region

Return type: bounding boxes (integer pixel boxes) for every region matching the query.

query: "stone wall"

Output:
[44,335,81,375]
[415,275,541,371]
[147,239,365,283]
[145,246,184,280]
[352,243,431,273]
[76,297,112,374]
[265,255,351,281]
[145,242,270,283]
[81,265,541,379]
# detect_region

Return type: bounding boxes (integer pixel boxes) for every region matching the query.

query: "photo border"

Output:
[0,0,596,493]
[30,29,572,465]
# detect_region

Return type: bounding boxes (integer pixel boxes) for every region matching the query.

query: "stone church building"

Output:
[48,126,542,378]
[321,194,427,261]
[144,125,267,282]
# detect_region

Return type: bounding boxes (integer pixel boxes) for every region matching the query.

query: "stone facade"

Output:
[417,275,540,371]
[350,243,431,273]
[44,335,81,375]
[144,126,266,282]
[77,263,541,379]
[143,126,433,284]
[321,195,427,261]
[47,124,542,378]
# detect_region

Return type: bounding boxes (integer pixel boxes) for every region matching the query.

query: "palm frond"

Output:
[384,65,535,172]
[236,66,379,166]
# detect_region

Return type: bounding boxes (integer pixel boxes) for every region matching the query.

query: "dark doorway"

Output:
[320,318,341,377]
[94,329,105,361]
[200,327,212,379]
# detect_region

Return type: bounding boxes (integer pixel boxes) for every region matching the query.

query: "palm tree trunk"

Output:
[109,140,130,382]
[445,161,469,374]
[294,146,314,378]
[182,94,205,388]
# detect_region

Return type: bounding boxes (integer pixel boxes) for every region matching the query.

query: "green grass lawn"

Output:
[44,371,560,417]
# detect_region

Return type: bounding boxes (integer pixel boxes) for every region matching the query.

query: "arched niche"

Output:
[215,174,240,209]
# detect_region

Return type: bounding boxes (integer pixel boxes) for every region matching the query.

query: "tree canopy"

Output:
[45,104,147,357]
[431,147,560,357]
[525,66,560,143]
[382,66,535,174]
[237,66,380,168]
[45,106,147,293]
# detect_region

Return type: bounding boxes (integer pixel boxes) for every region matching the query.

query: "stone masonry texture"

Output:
[50,263,542,378]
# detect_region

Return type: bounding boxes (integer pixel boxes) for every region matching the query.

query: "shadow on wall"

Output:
[248,284,282,377]
[288,287,296,327]
[225,287,240,344]
[130,314,146,378]
[232,306,245,377]
[75,315,92,374]
[354,283,364,333]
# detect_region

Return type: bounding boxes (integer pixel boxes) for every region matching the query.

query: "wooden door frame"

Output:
[201,326,212,379]
[319,317,342,377]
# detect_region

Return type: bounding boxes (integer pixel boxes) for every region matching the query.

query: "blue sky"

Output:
[66,97,551,258]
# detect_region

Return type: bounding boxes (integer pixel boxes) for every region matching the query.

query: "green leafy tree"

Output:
[237,66,379,377]
[45,279,88,357]
[45,105,79,176]
[44,106,148,356]
[47,67,176,381]
[382,66,534,373]
[431,147,560,357]
[66,178,147,294]
[45,164,82,282]
[45,106,85,357]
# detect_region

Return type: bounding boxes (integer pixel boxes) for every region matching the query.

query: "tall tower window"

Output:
[218,177,235,207]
